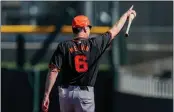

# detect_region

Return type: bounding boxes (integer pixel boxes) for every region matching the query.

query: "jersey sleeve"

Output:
[48,44,63,71]
[91,31,112,53]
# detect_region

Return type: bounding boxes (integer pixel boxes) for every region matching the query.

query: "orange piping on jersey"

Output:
[69,48,74,53]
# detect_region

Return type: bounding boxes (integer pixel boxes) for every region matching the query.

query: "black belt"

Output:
[60,85,89,91]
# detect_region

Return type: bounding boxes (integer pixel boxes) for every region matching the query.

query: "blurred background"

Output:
[1,1,173,112]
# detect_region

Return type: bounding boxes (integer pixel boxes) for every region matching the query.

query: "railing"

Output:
[117,73,173,99]
[119,57,173,76]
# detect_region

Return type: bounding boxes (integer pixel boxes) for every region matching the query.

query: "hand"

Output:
[126,5,137,18]
[42,95,50,112]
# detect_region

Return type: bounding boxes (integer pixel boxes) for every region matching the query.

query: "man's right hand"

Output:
[126,5,136,18]
[109,5,136,39]
[42,95,50,112]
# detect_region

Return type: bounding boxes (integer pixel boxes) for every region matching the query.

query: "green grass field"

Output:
[1,61,110,71]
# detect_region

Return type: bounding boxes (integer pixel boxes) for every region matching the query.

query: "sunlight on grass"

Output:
[1,61,109,71]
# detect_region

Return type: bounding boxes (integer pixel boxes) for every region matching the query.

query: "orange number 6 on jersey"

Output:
[74,55,88,73]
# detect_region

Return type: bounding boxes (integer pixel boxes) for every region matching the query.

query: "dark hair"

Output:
[72,25,92,34]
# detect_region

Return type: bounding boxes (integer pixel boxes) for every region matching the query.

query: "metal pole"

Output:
[33,68,40,112]
[84,1,93,25]
[110,2,120,112]
[111,1,120,84]
[16,34,25,70]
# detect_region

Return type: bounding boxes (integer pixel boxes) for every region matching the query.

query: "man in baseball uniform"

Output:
[42,6,136,112]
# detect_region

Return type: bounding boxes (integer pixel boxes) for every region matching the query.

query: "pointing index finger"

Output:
[129,5,134,10]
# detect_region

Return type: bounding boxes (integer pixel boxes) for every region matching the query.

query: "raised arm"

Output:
[109,5,136,39]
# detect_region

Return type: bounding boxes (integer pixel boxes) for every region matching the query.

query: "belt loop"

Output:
[79,86,89,91]
[86,86,89,91]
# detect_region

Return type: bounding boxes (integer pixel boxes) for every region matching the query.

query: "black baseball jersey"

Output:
[49,31,112,86]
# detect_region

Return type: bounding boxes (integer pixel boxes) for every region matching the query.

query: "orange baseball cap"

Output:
[72,15,92,28]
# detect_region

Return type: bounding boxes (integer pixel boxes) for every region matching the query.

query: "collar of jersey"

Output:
[73,37,88,40]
